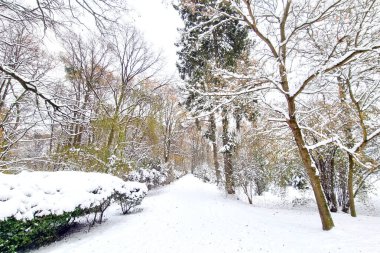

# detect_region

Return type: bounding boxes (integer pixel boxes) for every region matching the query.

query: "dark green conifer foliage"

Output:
[175,0,250,111]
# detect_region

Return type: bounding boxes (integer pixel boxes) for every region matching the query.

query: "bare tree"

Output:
[0,0,128,111]
[105,25,162,150]
[60,33,112,147]
[0,23,55,168]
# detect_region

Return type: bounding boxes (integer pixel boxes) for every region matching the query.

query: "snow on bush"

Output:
[126,165,168,189]
[126,163,187,190]
[0,171,147,221]
[193,164,216,183]
[114,188,146,214]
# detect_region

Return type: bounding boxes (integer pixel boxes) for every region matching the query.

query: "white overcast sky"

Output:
[44,1,183,81]
[129,0,183,77]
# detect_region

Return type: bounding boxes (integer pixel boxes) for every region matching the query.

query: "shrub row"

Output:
[0,189,146,253]
[0,171,147,253]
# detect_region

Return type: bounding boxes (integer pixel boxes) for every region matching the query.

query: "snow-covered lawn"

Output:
[35,175,380,253]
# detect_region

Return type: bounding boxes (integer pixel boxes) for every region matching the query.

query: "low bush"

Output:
[193,164,217,183]
[126,163,186,190]
[126,164,168,189]
[114,187,147,214]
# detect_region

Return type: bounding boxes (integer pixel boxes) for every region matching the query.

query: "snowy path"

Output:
[35,175,380,253]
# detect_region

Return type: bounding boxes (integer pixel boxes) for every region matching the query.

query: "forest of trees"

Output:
[0,1,193,177]
[0,0,379,231]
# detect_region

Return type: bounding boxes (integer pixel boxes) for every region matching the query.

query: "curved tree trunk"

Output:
[288,115,334,230]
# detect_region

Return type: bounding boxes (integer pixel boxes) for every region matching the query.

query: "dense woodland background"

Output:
[0,0,379,231]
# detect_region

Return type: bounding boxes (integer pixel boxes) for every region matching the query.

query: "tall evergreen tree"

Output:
[175,0,250,193]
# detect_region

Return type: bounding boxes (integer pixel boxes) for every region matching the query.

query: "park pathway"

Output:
[35,175,380,253]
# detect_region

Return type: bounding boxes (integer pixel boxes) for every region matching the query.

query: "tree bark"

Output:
[107,124,115,148]
[287,114,334,230]
[329,156,338,212]
[222,110,235,194]
[209,113,221,184]
[338,78,357,217]
[242,184,253,204]
[314,150,338,212]
[348,153,357,217]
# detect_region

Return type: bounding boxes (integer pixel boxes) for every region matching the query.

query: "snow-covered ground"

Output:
[35,175,380,253]
[235,181,380,217]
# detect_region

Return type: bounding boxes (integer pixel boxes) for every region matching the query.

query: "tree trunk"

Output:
[222,111,235,194]
[244,185,253,204]
[224,150,234,194]
[163,132,171,163]
[49,119,54,155]
[341,193,350,213]
[0,79,11,111]
[337,77,356,215]
[347,153,357,217]
[107,124,115,148]
[288,117,334,230]
[73,124,81,146]
[329,156,338,212]
[314,150,338,212]
[338,162,350,212]
[275,24,333,227]
[190,129,199,174]
[209,113,221,184]
[74,124,84,146]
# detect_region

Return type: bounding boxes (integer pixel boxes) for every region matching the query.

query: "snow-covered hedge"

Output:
[0,171,147,253]
[0,171,147,221]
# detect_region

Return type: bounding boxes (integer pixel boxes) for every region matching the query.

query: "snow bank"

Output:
[0,171,147,221]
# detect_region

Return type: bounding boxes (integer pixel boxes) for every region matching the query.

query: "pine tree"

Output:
[175,0,250,193]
